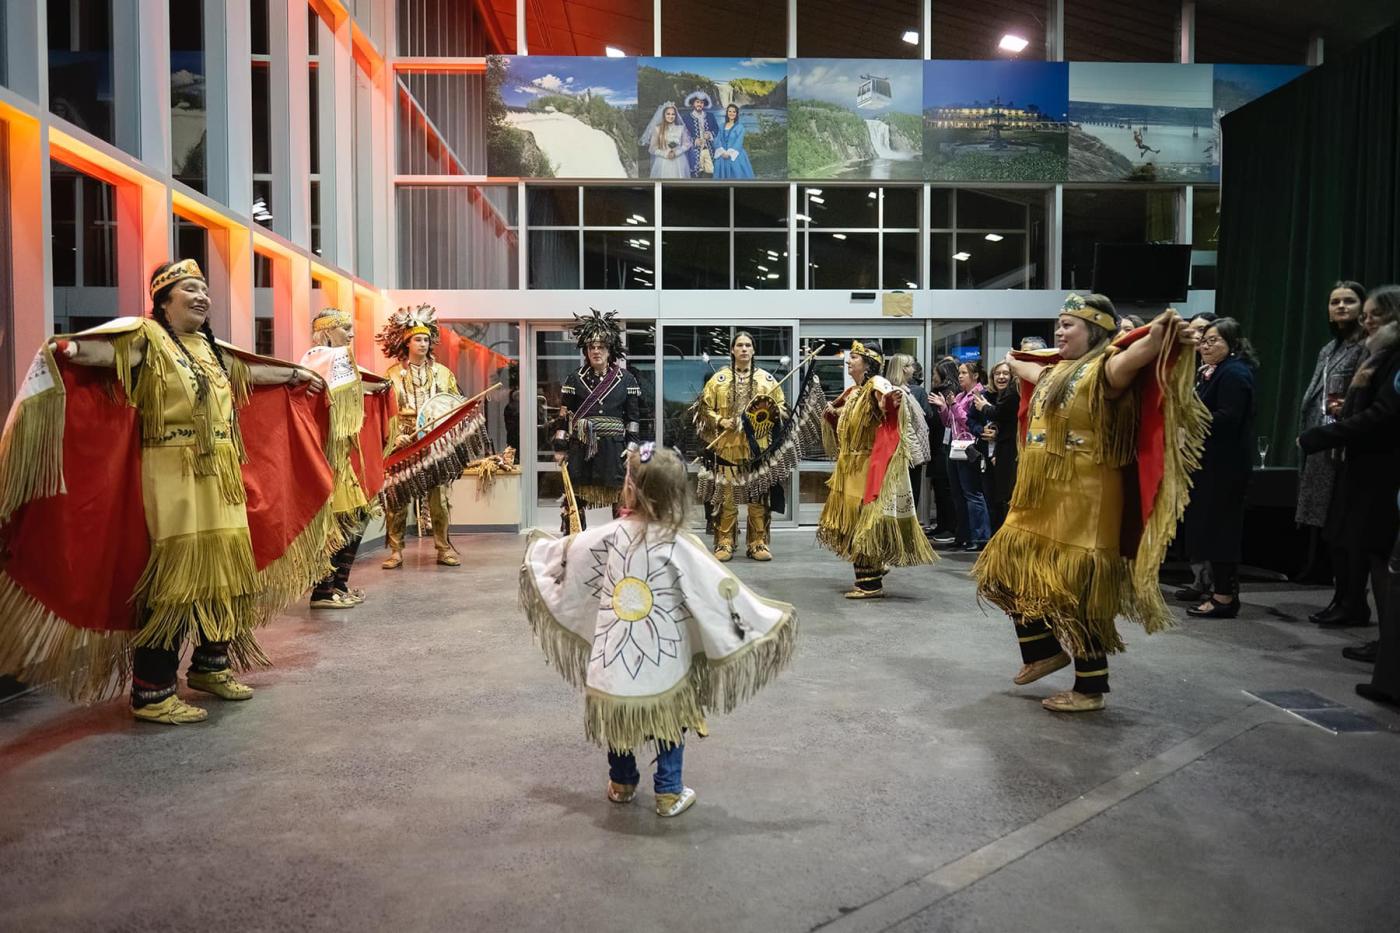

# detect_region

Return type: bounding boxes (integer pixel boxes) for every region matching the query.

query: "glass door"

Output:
[795,322,925,525]
[658,321,798,528]
[527,321,657,530]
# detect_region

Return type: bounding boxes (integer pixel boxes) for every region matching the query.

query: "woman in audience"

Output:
[974,360,1019,532]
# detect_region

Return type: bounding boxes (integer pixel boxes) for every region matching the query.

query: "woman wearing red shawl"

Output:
[0,260,336,723]
[973,294,1206,712]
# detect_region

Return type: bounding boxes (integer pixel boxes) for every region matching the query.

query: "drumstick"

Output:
[705,343,828,449]
[413,381,504,436]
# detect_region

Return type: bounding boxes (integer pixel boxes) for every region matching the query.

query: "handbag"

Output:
[948,439,975,461]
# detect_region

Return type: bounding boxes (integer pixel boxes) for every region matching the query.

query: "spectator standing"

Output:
[932,359,993,552]
[926,357,961,545]
[974,361,1020,532]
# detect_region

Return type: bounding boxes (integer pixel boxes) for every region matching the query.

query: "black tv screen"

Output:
[1091,244,1192,303]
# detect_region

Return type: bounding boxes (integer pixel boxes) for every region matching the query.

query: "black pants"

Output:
[312,528,364,600]
[909,465,924,511]
[1334,544,1377,621]
[131,641,229,708]
[1015,618,1109,694]
[1210,561,1239,597]
[928,448,957,534]
[1369,534,1400,697]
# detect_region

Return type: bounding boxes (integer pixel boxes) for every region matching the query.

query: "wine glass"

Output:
[1256,435,1270,468]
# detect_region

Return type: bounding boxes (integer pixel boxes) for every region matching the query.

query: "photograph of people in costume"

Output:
[635,57,789,179]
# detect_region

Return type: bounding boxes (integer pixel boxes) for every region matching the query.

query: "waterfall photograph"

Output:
[635,58,789,180]
[788,59,923,180]
[486,56,640,178]
[923,60,1069,183]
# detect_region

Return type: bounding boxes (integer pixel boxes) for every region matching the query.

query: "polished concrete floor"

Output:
[1,529,1397,933]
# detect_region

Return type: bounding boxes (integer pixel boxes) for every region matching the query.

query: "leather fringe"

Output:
[0,571,132,703]
[0,348,66,525]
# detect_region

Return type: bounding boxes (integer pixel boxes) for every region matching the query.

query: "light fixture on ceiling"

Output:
[766,273,780,279]
[984,233,1005,242]
[999,34,1029,53]
[807,188,823,196]
[906,281,918,288]
[902,30,920,45]
[757,265,770,272]
[795,212,812,222]
[605,46,627,57]
[953,251,971,261]
[809,196,825,204]
[867,191,878,199]
[832,233,848,240]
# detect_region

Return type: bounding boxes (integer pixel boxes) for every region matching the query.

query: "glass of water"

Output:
[1256,435,1270,468]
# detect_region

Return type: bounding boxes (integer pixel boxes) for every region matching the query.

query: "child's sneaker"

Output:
[655,786,696,817]
[606,781,637,804]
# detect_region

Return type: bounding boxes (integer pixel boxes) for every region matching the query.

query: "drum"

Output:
[415,392,469,439]
[743,395,782,442]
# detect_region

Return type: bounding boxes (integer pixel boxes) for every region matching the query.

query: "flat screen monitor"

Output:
[1091,243,1192,303]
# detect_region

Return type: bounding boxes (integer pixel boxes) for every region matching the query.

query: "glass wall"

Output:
[1190,187,1220,290]
[527,186,656,289]
[169,0,206,193]
[933,0,1047,60]
[1064,0,1179,62]
[659,324,794,453]
[1060,188,1178,291]
[47,0,116,145]
[796,185,921,290]
[663,187,788,290]
[526,0,652,57]
[930,188,1048,289]
[798,0,922,59]
[251,0,273,225]
[443,322,520,454]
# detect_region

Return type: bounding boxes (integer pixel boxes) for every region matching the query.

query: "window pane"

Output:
[584,187,653,227]
[49,169,77,287]
[584,231,654,289]
[528,187,580,227]
[932,322,985,365]
[81,176,117,286]
[397,0,495,56]
[170,0,206,193]
[735,232,788,289]
[800,231,878,289]
[397,72,485,175]
[734,186,789,227]
[445,322,520,452]
[883,186,920,228]
[954,232,1031,288]
[661,0,786,57]
[958,189,1034,229]
[47,0,115,144]
[930,188,952,228]
[661,325,792,456]
[396,186,519,288]
[928,232,953,288]
[933,1,1046,60]
[1065,0,1177,63]
[662,232,728,289]
[528,230,579,288]
[800,185,878,228]
[663,186,730,228]
[883,233,919,289]
[1061,188,1178,291]
[251,0,269,55]
[798,0,922,58]
[174,216,208,276]
[1191,187,1220,289]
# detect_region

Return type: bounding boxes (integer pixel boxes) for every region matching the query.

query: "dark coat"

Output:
[988,387,1020,507]
[1300,325,1400,554]
[1184,356,1256,562]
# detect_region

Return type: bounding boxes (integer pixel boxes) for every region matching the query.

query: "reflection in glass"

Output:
[661,0,787,56]
[662,232,728,290]
[528,187,580,226]
[929,232,954,288]
[528,230,580,288]
[170,0,206,193]
[734,187,789,227]
[583,187,653,227]
[798,0,923,58]
[954,233,1031,289]
[883,187,921,228]
[584,231,655,289]
[735,232,788,290]
[801,232,878,289]
[800,186,879,228]
[47,0,115,144]
[883,233,920,289]
[444,322,520,454]
[663,186,730,228]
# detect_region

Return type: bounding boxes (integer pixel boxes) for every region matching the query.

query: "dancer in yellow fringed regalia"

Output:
[817,340,936,599]
[973,294,1207,713]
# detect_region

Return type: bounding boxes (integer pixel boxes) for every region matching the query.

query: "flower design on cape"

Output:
[583,524,692,680]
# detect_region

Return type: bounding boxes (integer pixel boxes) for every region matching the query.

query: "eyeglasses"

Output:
[1199,336,1224,347]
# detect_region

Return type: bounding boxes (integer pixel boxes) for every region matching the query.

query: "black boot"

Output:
[1314,604,1372,628]
[1342,640,1379,663]
[1308,599,1341,624]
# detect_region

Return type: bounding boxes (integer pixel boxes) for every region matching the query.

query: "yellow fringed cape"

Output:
[520,520,797,751]
[972,341,1209,657]
[300,345,380,545]
[0,317,336,702]
[816,377,936,569]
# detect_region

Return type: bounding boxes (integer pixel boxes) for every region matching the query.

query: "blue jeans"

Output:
[951,458,992,545]
[608,741,684,794]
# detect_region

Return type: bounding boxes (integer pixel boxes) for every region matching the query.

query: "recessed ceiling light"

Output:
[795,212,812,222]
[809,196,825,204]
[766,273,780,279]
[757,265,770,272]
[605,46,627,57]
[984,233,1005,242]
[999,34,1029,53]
[902,31,920,45]
[832,233,847,240]
[807,188,823,196]
[906,281,918,288]
[953,251,971,261]
[867,191,878,199]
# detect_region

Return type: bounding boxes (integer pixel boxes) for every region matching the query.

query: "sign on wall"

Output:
[484,56,1308,184]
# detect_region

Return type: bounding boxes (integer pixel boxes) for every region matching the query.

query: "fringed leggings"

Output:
[1014,617,1109,694]
[854,558,887,593]
[312,528,365,601]
[131,641,229,708]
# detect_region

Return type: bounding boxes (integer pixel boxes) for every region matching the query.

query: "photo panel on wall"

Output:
[923,60,1069,183]
[636,57,789,180]
[1068,62,1216,183]
[486,56,641,178]
[788,59,924,180]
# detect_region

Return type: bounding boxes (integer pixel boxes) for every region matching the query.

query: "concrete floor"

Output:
[1,529,1397,933]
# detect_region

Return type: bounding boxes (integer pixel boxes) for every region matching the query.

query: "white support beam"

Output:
[206,0,253,213]
[269,0,311,246]
[1180,1,1196,63]
[111,0,172,168]
[322,14,357,267]
[3,0,48,107]
[1047,0,1064,62]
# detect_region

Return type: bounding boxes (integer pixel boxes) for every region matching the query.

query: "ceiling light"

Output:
[984,233,1004,242]
[999,34,1029,53]
[809,196,825,204]
[605,46,627,57]
[953,251,971,261]
[625,217,638,224]
[757,265,770,272]
[906,281,918,288]
[867,191,878,199]
[631,214,647,222]
[807,188,823,196]
[832,233,847,240]
[902,31,920,45]
[795,212,812,222]
[766,273,780,279]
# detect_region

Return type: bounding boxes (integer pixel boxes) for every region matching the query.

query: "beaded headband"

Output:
[1061,293,1116,333]
[150,259,204,297]
[849,340,884,366]
[312,309,353,332]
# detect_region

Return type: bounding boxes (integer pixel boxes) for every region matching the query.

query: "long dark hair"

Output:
[932,357,960,399]
[1207,316,1259,369]
[149,260,232,405]
[1367,285,1400,328]
[730,329,755,352]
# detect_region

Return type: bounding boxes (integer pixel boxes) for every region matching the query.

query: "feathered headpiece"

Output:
[377,304,441,360]
[572,308,625,360]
